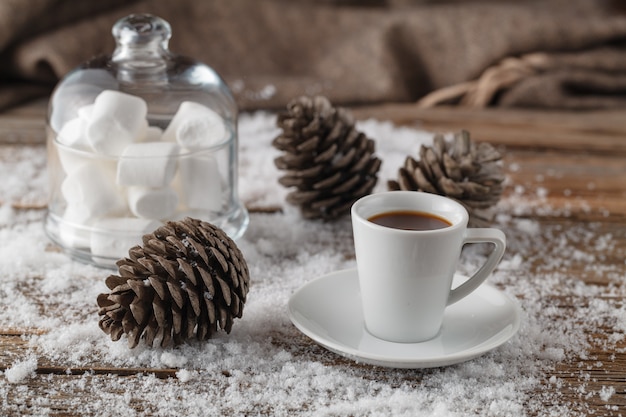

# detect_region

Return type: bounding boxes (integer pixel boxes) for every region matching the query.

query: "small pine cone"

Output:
[97,218,250,349]
[388,130,504,227]
[273,95,381,220]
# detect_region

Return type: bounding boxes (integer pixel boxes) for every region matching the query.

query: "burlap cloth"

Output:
[1,0,626,111]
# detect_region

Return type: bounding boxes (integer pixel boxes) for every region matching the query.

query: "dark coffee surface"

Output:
[368,210,451,231]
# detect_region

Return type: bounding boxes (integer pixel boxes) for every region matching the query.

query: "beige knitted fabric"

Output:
[0,0,625,111]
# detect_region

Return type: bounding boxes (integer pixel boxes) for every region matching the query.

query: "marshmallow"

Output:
[90,217,161,260]
[138,125,163,143]
[55,117,94,175]
[127,186,178,219]
[62,202,93,225]
[77,104,94,121]
[49,69,118,132]
[54,145,89,176]
[86,90,148,156]
[116,142,180,187]
[162,101,227,149]
[61,162,127,219]
[177,155,223,211]
[57,117,91,150]
[57,206,93,249]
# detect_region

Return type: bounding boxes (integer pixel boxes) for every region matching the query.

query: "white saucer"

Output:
[288,268,521,369]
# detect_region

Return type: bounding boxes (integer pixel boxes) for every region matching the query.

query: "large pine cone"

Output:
[97,217,250,348]
[388,130,504,227]
[273,95,381,220]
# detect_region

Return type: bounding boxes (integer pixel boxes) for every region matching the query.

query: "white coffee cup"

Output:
[351,191,506,343]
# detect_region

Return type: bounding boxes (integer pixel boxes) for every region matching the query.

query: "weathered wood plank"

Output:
[352,104,626,154]
[3,99,626,153]
[502,149,626,222]
[0,100,625,416]
[0,99,47,144]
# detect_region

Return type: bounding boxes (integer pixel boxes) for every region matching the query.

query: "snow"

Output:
[0,112,623,416]
[4,356,37,384]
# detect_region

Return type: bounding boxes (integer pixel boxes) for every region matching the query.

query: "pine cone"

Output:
[388,130,504,227]
[273,95,381,220]
[97,217,250,348]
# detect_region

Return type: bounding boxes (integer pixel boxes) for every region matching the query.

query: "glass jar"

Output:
[45,14,249,268]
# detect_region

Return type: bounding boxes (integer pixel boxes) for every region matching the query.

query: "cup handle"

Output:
[447,228,506,306]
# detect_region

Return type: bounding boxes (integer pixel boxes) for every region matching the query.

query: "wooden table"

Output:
[0,100,625,415]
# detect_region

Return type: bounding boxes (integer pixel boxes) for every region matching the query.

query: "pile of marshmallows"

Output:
[55,89,227,260]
